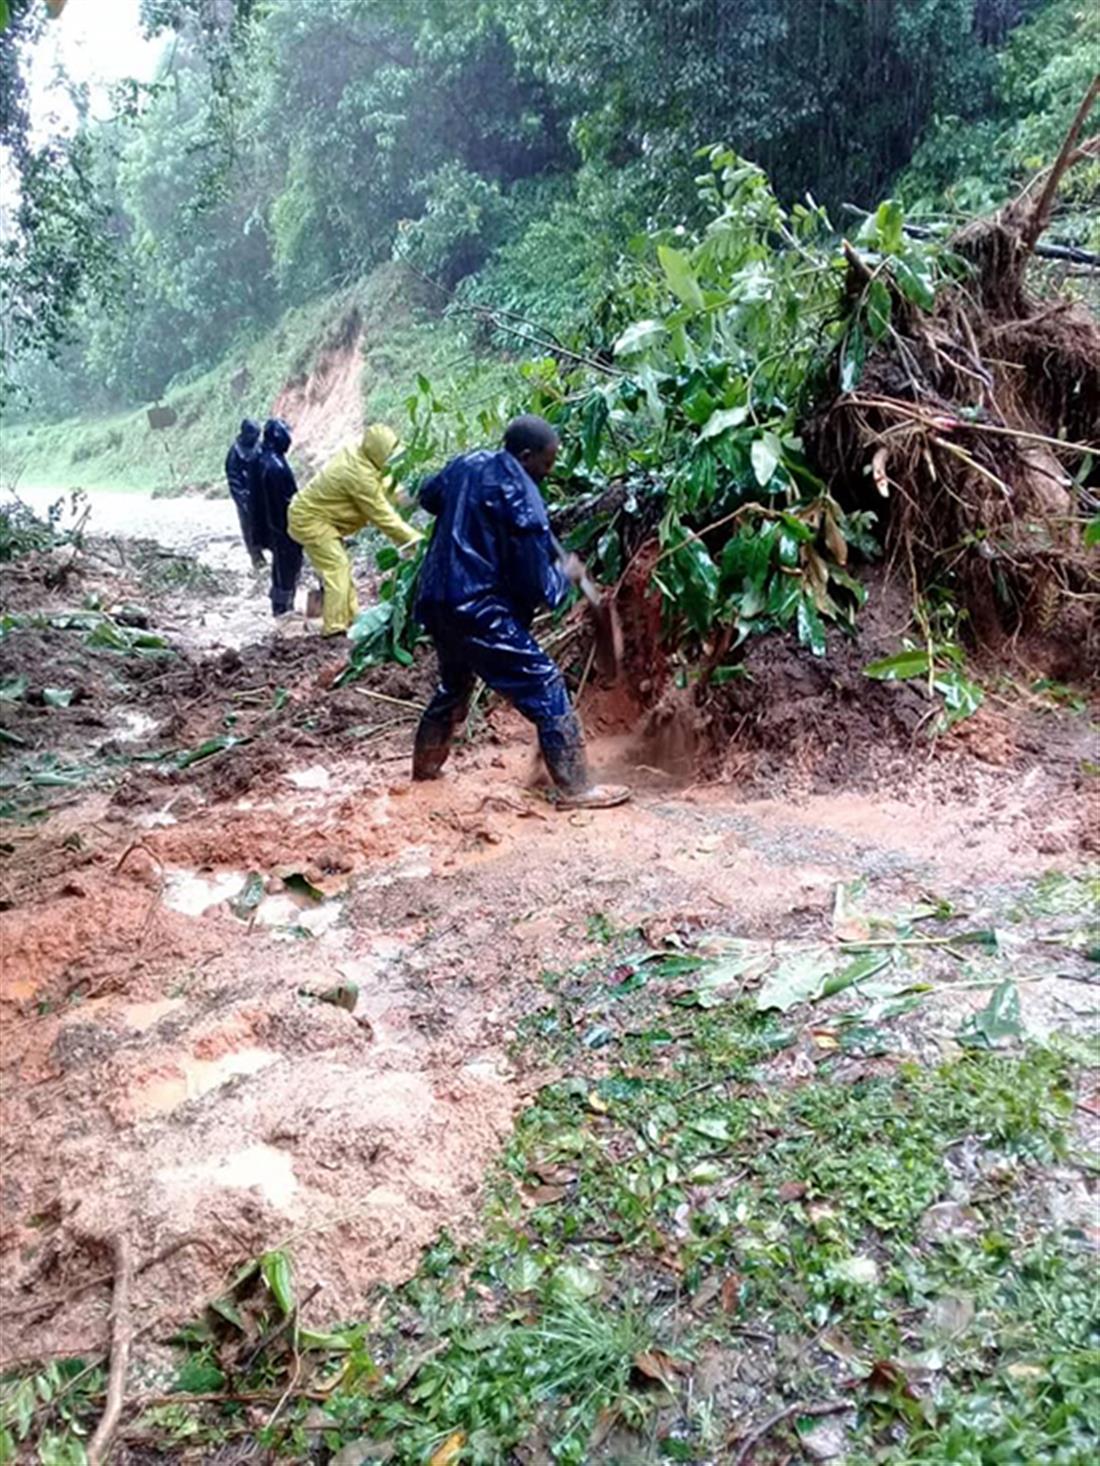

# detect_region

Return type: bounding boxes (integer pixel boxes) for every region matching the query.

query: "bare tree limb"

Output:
[87,1235,134,1466]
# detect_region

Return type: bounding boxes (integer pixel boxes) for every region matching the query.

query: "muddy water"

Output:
[7,483,318,649]
[10,484,243,567]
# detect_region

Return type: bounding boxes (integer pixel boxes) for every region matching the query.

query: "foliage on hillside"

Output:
[5,0,1082,413]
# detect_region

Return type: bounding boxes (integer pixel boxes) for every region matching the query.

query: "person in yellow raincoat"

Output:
[288,424,422,636]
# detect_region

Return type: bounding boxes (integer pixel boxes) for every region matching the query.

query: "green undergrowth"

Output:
[2,880,1096,1464]
[4,290,357,494]
[4,265,522,500]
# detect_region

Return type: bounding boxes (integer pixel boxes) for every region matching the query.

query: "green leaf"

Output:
[1084,518,1100,548]
[840,323,866,392]
[42,687,74,708]
[796,593,827,657]
[176,734,248,769]
[0,676,27,702]
[750,432,782,487]
[0,726,28,746]
[864,648,932,681]
[699,405,748,440]
[958,981,1023,1049]
[613,318,666,357]
[0,2,10,32]
[690,1116,730,1143]
[661,535,719,635]
[261,1249,296,1316]
[174,1358,226,1393]
[821,951,891,999]
[894,256,936,310]
[866,279,892,341]
[376,545,399,571]
[932,667,984,724]
[756,947,835,1012]
[657,244,705,311]
[875,199,905,255]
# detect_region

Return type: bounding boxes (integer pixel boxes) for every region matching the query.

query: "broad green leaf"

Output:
[933,667,984,724]
[657,244,705,310]
[1084,518,1100,548]
[750,432,782,487]
[42,687,74,708]
[894,256,936,310]
[348,601,394,646]
[756,947,835,1012]
[840,323,866,392]
[699,405,749,440]
[0,675,27,702]
[796,593,827,657]
[866,278,892,341]
[875,199,905,254]
[261,1249,296,1316]
[864,648,932,681]
[613,318,666,357]
[376,545,399,571]
[958,981,1023,1048]
[690,1116,730,1142]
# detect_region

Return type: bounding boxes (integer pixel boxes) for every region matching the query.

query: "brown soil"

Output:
[1,516,1097,1370]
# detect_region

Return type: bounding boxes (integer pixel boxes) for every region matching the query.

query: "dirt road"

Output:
[0,517,1096,1413]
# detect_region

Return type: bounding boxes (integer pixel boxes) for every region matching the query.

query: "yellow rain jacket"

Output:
[289,424,422,547]
[288,424,422,636]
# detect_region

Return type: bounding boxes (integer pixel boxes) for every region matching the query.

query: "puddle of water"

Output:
[286,765,331,791]
[162,868,247,917]
[121,997,185,1032]
[257,892,344,938]
[133,1047,278,1116]
[156,1142,298,1209]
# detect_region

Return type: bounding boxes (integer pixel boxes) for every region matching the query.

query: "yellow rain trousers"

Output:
[288,424,423,635]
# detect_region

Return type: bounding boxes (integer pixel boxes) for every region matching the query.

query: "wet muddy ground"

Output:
[0,503,1097,1394]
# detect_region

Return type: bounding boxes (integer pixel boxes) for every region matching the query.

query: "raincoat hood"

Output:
[360,423,399,470]
[237,418,261,449]
[262,417,292,455]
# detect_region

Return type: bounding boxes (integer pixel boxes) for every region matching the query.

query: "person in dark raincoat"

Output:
[224,418,265,569]
[411,415,629,809]
[254,418,303,617]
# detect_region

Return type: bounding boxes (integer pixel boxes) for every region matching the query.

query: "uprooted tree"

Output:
[347,89,1099,723]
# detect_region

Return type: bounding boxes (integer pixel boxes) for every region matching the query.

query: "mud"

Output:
[1,496,1097,1369]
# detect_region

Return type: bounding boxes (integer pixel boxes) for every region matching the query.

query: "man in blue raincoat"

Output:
[254,418,303,617]
[412,415,629,809]
[224,418,265,569]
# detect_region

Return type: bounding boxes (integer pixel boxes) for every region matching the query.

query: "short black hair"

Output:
[503,414,558,458]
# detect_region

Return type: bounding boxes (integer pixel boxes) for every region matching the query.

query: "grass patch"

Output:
[3,888,1096,1464]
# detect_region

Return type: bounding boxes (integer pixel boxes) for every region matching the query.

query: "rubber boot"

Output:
[412,715,455,781]
[539,712,630,809]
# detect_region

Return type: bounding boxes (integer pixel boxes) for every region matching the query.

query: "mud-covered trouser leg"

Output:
[413,637,477,780]
[415,611,591,794]
[269,531,303,615]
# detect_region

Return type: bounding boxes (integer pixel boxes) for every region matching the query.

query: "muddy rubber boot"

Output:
[412,716,454,781]
[539,712,630,809]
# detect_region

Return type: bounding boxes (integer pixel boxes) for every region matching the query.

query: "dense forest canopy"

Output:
[0,0,1096,413]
